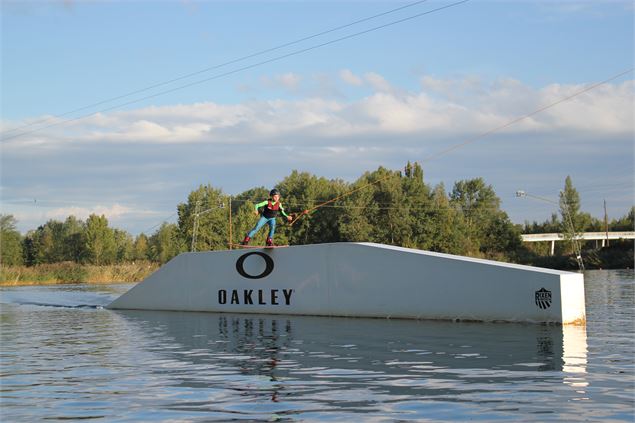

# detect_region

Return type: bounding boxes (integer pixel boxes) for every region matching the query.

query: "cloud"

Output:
[364,72,394,93]
[340,69,363,86]
[2,72,633,234]
[44,204,133,221]
[3,75,631,152]
[260,72,302,93]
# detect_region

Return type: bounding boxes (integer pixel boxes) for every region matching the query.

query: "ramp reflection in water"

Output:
[112,309,589,419]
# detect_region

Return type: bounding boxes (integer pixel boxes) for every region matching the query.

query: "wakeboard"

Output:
[230,243,289,249]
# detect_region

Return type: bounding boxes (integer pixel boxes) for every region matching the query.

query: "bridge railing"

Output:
[520,231,634,255]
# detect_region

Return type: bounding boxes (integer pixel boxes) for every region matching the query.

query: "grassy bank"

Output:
[524,241,634,271]
[0,261,159,286]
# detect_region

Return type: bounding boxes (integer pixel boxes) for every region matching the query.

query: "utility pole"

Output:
[228,196,232,250]
[604,199,609,248]
[516,190,584,271]
[191,199,201,252]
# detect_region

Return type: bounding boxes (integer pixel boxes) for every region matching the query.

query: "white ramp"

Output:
[108,242,586,324]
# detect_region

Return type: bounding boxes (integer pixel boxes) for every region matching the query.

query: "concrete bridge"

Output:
[521,231,635,255]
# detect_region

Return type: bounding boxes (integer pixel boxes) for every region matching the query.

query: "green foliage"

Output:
[133,234,150,261]
[427,183,468,255]
[277,170,346,245]
[7,164,632,272]
[84,214,117,265]
[450,177,501,255]
[0,215,23,266]
[148,223,185,264]
[559,176,583,249]
[23,218,87,265]
[610,206,635,231]
[1,261,159,285]
[178,184,231,251]
[114,229,134,262]
[523,213,560,234]
[62,216,85,262]
[339,167,408,245]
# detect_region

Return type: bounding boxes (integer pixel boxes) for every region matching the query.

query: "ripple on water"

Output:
[0,270,633,422]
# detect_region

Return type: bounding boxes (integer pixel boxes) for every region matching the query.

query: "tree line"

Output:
[1,163,633,268]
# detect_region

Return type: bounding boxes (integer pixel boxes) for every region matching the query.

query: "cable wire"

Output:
[289,67,634,225]
[1,0,432,137]
[1,0,471,142]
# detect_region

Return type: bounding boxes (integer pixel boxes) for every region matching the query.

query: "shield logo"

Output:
[535,288,552,309]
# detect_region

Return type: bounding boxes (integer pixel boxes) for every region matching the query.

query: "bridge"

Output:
[521,231,635,255]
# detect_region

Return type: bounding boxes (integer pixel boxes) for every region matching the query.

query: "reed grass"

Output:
[0,261,159,286]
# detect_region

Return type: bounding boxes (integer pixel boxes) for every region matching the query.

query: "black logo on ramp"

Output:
[236,252,274,279]
[535,288,552,309]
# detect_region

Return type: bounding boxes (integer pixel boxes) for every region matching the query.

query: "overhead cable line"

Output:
[142,213,178,234]
[1,0,471,142]
[290,67,634,225]
[420,67,634,163]
[1,0,432,138]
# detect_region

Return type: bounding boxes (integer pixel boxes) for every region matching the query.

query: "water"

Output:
[1,270,633,422]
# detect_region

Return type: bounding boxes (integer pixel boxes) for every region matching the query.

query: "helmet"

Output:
[269,188,280,197]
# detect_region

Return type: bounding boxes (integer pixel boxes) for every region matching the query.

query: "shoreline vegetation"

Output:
[0,262,159,287]
[1,164,633,287]
[1,243,632,287]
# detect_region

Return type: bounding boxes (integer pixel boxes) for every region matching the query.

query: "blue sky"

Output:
[1,0,633,235]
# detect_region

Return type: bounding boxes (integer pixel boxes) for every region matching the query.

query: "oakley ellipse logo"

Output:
[236,252,274,279]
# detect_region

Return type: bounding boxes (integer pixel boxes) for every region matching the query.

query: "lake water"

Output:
[1,269,633,422]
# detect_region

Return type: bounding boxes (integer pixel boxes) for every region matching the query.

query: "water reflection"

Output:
[113,310,589,412]
[12,274,635,421]
[562,325,588,382]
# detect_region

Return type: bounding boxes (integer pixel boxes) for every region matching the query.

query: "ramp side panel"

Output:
[109,247,332,314]
[328,244,566,322]
[560,273,586,324]
[109,243,585,324]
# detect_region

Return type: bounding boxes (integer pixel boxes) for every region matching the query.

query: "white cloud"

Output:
[340,69,363,86]
[260,72,302,92]
[44,204,133,221]
[277,73,301,90]
[4,75,632,150]
[2,73,632,234]
[364,72,393,93]
[4,75,632,151]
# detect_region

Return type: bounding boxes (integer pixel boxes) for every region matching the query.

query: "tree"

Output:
[83,214,117,265]
[559,176,584,255]
[339,178,375,242]
[21,220,66,264]
[0,214,23,265]
[479,211,523,261]
[178,184,230,251]
[277,170,346,245]
[427,183,468,255]
[62,216,85,262]
[149,223,184,263]
[113,229,134,262]
[450,178,501,255]
[400,162,432,249]
[133,234,150,261]
[559,176,582,229]
[337,167,403,245]
[610,207,635,231]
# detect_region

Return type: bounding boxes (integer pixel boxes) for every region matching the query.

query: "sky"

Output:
[1,0,633,236]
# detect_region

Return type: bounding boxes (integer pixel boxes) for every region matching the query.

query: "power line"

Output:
[1,0,471,143]
[421,67,635,163]
[2,0,434,139]
[2,0,432,138]
[287,67,634,224]
[142,213,178,234]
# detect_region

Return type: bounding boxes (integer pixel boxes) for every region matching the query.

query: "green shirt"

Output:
[255,200,289,218]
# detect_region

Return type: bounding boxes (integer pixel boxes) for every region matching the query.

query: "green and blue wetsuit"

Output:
[247,199,289,239]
